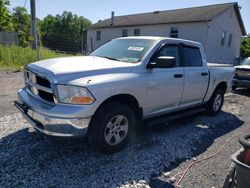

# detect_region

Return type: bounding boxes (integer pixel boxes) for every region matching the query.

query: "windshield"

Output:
[241,57,250,65]
[89,38,157,63]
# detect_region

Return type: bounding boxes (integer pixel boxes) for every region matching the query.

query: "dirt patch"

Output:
[0,71,23,117]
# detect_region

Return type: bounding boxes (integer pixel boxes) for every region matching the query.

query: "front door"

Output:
[144,44,184,117]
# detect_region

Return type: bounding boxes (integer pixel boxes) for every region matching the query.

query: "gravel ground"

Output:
[0,71,250,188]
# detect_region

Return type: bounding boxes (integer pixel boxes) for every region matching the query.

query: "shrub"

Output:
[0,45,68,70]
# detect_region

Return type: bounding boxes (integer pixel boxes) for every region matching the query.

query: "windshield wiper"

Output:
[98,56,122,62]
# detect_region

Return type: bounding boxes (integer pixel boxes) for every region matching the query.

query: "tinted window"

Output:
[183,46,202,66]
[241,57,250,65]
[154,45,180,66]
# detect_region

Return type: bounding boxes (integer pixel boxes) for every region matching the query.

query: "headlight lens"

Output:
[57,85,95,105]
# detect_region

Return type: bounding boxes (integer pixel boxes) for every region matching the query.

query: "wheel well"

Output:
[96,94,142,118]
[215,82,227,94]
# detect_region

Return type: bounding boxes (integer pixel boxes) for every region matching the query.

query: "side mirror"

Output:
[148,56,176,68]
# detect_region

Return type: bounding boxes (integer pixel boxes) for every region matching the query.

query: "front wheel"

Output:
[87,102,136,153]
[206,89,224,116]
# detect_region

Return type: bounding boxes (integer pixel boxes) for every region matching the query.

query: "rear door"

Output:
[144,44,184,116]
[180,45,209,106]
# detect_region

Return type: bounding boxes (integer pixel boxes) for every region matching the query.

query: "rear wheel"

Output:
[206,89,224,116]
[87,102,136,153]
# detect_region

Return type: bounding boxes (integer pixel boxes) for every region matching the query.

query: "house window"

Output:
[221,31,226,46]
[96,31,101,41]
[122,29,128,37]
[134,29,140,36]
[170,27,178,38]
[228,33,233,47]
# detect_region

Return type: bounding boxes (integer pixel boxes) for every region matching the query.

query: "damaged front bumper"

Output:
[14,88,94,137]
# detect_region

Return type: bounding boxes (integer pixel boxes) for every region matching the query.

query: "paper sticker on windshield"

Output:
[128,46,144,51]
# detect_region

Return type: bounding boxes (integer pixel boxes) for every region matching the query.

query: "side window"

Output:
[228,33,232,47]
[182,46,202,67]
[122,29,128,37]
[96,31,101,41]
[221,31,226,46]
[170,27,178,38]
[134,29,140,36]
[154,45,180,66]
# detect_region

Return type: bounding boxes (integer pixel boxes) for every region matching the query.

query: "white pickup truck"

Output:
[15,37,234,153]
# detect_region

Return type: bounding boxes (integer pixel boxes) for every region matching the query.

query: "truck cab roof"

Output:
[116,36,202,48]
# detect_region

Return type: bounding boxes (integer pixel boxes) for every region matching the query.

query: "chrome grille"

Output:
[24,69,55,103]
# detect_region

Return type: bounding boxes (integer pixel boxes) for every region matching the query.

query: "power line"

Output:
[23,0,27,8]
[37,0,41,18]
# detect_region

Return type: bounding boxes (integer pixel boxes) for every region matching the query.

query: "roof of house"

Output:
[90,2,246,35]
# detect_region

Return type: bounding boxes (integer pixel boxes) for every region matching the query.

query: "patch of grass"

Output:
[0,45,69,71]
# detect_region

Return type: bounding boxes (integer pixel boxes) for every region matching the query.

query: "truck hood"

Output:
[27,56,137,84]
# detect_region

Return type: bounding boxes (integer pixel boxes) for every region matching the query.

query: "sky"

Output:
[9,0,250,34]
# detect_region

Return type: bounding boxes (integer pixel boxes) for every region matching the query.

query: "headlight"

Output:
[57,85,95,105]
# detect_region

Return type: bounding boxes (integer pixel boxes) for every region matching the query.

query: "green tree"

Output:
[240,37,250,58]
[40,15,57,34]
[40,11,91,52]
[0,0,13,31]
[12,6,31,47]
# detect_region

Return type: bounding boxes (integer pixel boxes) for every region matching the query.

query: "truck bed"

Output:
[207,63,233,67]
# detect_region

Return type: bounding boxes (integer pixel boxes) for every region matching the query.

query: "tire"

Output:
[206,89,224,116]
[87,102,136,154]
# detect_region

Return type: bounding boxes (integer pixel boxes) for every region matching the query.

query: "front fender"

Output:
[86,73,147,108]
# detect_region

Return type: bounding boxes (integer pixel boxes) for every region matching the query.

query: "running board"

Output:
[145,107,206,126]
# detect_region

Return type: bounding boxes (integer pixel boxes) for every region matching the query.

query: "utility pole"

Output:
[80,23,84,54]
[30,0,39,60]
[81,27,86,54]
[81,32,84,54]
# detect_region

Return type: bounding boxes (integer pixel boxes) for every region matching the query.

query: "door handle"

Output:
[201,72,208,76]
[174,74,183,78]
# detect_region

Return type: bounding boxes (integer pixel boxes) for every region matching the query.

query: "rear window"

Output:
[183,46,202,67]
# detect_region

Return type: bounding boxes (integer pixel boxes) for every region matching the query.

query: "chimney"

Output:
[111,11,114,26]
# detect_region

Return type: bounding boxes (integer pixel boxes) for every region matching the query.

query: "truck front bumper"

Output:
[15,88,96,137]
[232,78,250,89]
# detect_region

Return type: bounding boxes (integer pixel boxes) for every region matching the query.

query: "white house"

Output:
[87,2,246,64]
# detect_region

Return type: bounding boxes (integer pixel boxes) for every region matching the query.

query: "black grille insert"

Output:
[38,90,54,103]
[36,76,51,88]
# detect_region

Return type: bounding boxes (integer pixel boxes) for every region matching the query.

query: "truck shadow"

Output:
[0,111,244,187]
[231,88,250,97]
